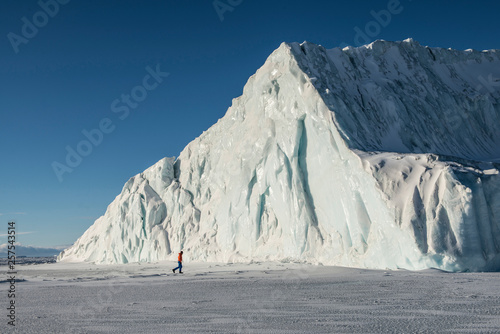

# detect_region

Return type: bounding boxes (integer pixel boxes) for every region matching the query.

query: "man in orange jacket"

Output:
[172,251,183,274]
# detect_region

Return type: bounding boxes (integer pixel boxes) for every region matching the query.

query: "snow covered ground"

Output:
[4,261,500,333]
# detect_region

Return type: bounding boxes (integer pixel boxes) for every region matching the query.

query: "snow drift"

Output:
[58,39,500,271]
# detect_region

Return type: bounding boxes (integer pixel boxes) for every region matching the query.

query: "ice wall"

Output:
[59,41,500,271]
[293,39,500,161]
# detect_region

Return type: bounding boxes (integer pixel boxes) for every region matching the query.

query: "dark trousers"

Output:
[174,261,182,272]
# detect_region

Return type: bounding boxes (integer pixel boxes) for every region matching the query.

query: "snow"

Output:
[6,261,500,333]
[59,40,500,271]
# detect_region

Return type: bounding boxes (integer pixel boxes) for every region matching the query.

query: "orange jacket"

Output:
[178,253,183,262]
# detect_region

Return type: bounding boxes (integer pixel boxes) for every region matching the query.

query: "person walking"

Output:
[172,251,183,274]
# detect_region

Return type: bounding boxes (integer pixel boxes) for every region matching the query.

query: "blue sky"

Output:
[1,0,499,248]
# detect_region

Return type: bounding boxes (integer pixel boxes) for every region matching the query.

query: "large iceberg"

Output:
[58,39,500,271]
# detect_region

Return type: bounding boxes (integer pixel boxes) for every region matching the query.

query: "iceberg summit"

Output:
[58,39,500,271]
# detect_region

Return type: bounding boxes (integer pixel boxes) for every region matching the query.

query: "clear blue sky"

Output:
[1,0,499,248]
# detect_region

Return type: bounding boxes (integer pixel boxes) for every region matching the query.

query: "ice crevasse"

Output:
[58,39,500,271]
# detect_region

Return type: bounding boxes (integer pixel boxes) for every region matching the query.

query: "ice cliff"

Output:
[58,39,500,271]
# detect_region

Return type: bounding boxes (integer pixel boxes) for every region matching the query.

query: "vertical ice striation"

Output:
[58,40,500,271]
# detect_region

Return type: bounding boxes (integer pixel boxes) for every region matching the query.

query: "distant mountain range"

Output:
[0,243,66,257]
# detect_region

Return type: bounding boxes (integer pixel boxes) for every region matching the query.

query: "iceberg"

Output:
[58,40,500,271]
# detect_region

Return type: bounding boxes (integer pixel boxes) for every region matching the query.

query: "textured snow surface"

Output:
[59,40,500,271]
[8,262,500,333]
